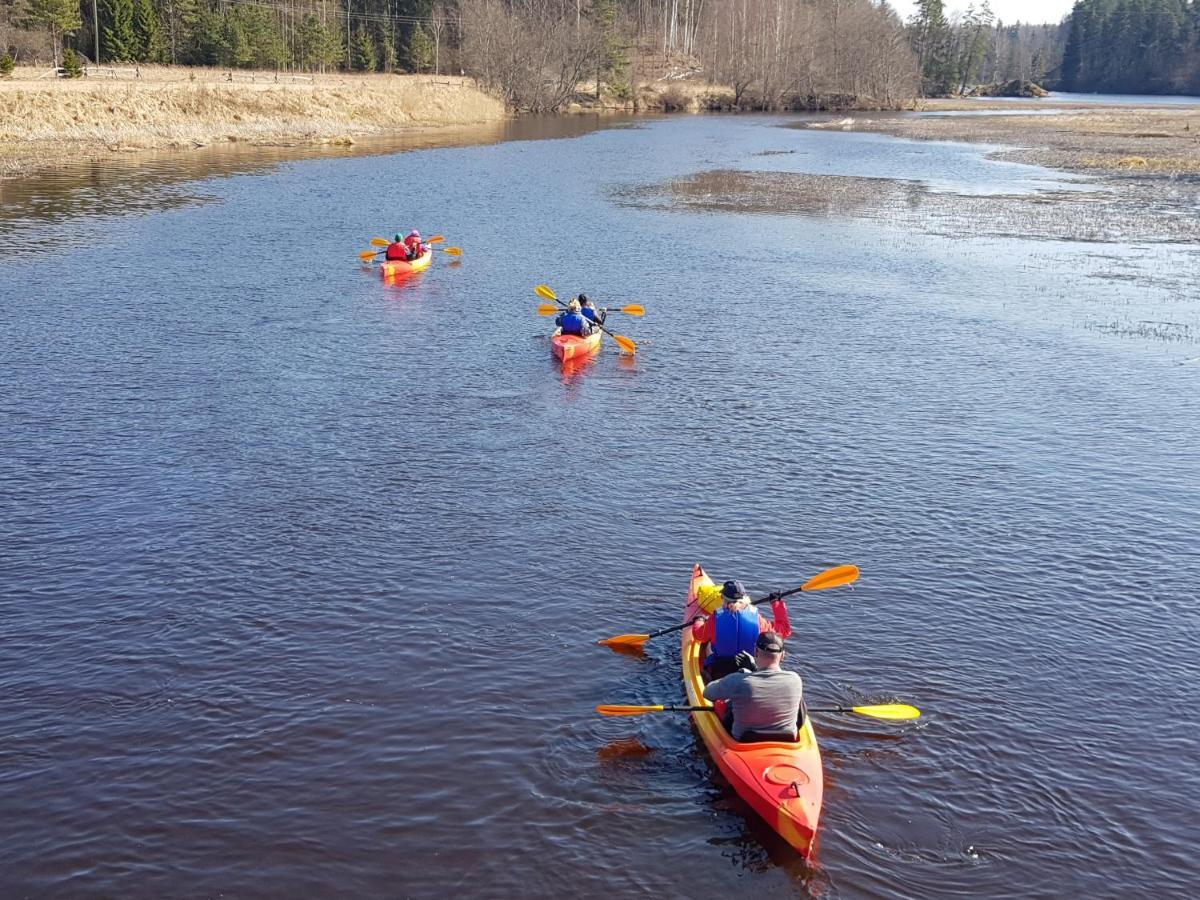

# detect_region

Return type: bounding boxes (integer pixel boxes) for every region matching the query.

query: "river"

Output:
[2,114,1198,898]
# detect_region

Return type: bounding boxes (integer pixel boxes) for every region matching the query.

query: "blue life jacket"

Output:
[712,606,760,658]
[581,306,600,323]
[557,312,590,336]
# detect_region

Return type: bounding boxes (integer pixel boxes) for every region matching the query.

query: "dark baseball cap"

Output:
[756,632,785,653]
[722,580,747,600]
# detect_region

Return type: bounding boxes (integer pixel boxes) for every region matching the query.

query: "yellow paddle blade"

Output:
[597,633,650,649]
[427,235,445,243]
[619,304,646,316]
[537,304,559,316]
[596,704,664,717]
[850,703,921,720]
[614,334,638,354]
[359,250,378,261]
[442,247,463,256]
[802,564,860,592]
[371,237,391,247]
[535,284,558,302]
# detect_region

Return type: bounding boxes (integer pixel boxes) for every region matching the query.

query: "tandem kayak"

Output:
[380,249,433,280]
[551,329,602,362]
[682,563,824,858]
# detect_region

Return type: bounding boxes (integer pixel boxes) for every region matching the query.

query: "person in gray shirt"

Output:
[703,631,803,743]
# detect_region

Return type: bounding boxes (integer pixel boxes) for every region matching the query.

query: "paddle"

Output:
[597,564,860,651]
[596,703,921,721]
[537,303,645,317]
[536,284,638,354]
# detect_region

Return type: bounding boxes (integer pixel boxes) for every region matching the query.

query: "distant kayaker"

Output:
[385,233,411,261]
[555,299,595,337]
[578,294,606,326]
[703,631,804,743]
[403,229,427,260]
[692,580,792,680]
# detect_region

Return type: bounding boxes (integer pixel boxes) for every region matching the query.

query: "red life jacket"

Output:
[404,236,423,257]
[385,242,409,261]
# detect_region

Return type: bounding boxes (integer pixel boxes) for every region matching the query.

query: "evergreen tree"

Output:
[0,51,14,77]
[132,0,163,63]
[61,44,82,75]
[20,0,81,67]
[100,0,136,61]
[407,22,432,72]
[352,25,376,71]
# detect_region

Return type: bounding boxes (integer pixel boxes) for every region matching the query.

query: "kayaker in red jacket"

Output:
[385,233,410,261]
[692,580,792,680]
[403,229,426,259]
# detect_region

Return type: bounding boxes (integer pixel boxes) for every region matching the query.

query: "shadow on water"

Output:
[0,114,636,259]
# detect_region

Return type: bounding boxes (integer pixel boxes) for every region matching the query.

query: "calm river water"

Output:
[2,114,1199,898]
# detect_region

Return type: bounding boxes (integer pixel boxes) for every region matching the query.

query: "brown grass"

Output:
[0,67,505,177]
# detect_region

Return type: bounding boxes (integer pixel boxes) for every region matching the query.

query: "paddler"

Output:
[578,294,606,325]
[384,233,411,261]
[403,229,427,260]
[691,580,791,680]
[554,299,594,337]
[703,631,804,743]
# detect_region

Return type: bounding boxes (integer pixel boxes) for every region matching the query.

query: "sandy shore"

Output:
[806,98,1200,177]
[0,66,506,179]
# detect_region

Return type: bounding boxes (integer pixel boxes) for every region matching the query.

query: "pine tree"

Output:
[353,26,376,71]
[407,22,432,72]
[0,52,14,77]
[100,0,137,62]
[20,0,82,67]
[132,0,163,63]
[61,45,82,75]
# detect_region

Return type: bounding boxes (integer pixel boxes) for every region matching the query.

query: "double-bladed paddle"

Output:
[536,284,638,354]
[597,564,860,652]
[537,303,645,317]
[595,703,921,721]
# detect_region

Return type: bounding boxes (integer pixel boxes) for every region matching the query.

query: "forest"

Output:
[1059,0,1200,94]
[1,0,1197,103]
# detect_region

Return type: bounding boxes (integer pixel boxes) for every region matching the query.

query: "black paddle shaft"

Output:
[642,583,805,641]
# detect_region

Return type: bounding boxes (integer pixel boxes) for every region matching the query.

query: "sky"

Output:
[888,0,1075,25]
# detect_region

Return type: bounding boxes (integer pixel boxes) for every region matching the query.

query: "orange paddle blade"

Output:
[596,705,664,717]
[371,237,391,247]
[535,284,557,302]
[801,564,860,592]
[427,235,445,243]
[614,334,638,354]
[597,633,650,649]
[441,247,463,256]
[537,304,559,316]
[619,304,646,316]
[359,250,378,261]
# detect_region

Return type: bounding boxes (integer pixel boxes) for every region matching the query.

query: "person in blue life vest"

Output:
[555,299,594,337]
[691,580,792,680]
[578,294,606,326]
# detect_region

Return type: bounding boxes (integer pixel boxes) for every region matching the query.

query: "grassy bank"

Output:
[0,67,506,178]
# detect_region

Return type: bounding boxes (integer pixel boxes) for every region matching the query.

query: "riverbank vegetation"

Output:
[0,70,504,176]
[0,0,921,111]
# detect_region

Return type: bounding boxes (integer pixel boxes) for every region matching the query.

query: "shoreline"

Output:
[0,67,506,180]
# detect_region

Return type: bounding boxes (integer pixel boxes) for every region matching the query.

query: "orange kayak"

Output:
[380,248,433,281]
[551,329,602,362]
[682,563,824,858]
